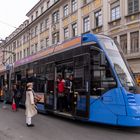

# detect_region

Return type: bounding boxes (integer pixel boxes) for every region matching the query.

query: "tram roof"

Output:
[14,33,108,67]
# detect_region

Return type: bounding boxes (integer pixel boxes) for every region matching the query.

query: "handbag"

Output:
[34,95,41,104]
[32,90,41,104]
[12,98,16,111]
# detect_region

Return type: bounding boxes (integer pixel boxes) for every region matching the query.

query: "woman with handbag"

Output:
[25,82,37,127]
[13,84,21,111]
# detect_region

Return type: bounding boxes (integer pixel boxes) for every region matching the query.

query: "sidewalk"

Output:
[0,103,72,140]
[0,103,49,140]
[0,103,95,140]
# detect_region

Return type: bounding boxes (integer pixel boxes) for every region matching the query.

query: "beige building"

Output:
[0,0,140,82]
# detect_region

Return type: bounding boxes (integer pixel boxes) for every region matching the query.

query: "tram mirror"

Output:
[100,52,106,66]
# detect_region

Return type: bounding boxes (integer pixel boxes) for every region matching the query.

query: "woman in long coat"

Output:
[25,83,37,127]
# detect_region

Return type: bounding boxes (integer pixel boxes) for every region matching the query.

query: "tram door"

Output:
[45,63,55,110]
[74,54,90,118]
[56,62,74,112]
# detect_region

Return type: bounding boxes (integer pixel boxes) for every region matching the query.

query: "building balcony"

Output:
[108,18,121,29]
[125,49,140,60]
[92,25,103,34]
[125,11,140,23]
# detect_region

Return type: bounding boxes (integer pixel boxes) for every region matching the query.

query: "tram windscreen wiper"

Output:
[128,86,136,91]
[125,82,136,92]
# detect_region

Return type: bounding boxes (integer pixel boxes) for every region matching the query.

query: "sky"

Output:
[0,0,39,39]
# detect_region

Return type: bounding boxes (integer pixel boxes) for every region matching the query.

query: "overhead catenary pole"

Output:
[1,40,15,91]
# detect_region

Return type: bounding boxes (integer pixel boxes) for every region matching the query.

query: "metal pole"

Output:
[9,69,11,92]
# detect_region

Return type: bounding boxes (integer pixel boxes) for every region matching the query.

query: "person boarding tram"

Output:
[65,74,74,112]
[57,75,65,112]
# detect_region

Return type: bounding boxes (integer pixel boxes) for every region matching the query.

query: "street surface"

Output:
[0,104,140,140]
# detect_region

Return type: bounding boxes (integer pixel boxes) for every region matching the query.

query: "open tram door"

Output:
[44,63,55,110]
[73,54,90,118]
[55,61,74,113]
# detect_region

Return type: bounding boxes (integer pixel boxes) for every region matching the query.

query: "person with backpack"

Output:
[57,75,65,112]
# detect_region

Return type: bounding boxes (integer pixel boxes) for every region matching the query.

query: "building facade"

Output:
[0,0,140,83]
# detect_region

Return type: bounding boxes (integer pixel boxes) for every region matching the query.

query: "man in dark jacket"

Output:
[65,74,74,112]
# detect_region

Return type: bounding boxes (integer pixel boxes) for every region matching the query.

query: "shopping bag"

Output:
[12,98,16,111]
[34,95,41,104]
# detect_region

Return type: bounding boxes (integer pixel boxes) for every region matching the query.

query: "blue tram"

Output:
[7,33,140,126]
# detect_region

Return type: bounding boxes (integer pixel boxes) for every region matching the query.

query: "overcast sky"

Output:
[0,0,39,39]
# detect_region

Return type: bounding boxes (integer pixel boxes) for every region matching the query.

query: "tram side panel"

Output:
[89,88,126,125]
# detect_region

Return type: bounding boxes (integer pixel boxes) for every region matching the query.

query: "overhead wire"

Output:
[0,20,17,29]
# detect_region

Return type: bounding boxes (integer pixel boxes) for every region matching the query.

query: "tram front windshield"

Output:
[98,36,136,92]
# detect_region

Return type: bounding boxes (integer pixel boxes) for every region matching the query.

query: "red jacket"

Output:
[58,80,65,93]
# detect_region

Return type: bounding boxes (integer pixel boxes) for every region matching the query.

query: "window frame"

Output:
[52,32,59,44]
[71,0,78,12]
[130,31,139,53]
[52,10,59,23]
[83,16,90,33]
[95,10,102,28]
[64,27,69,39]
[63,4,69,17]
[111,5,120,21]
[128,0,139,14]
[72,22,78,37]
[120,34,127,54]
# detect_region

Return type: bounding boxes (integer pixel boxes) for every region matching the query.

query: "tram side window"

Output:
[74,68,84,89]
[33,63,46,93]
[45,63,55,93]
[91,50,117,96]
[74,54,89,93]
[34,79,45,92]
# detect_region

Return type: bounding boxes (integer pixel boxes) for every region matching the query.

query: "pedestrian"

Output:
[57,75,65,112]
[25,82,37,127]
[65,74,74,112]
[2,83,9,109]
[13,84,21,111]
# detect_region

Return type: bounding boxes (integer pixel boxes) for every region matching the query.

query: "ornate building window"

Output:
[63,4,69,17]
[64,27,69,39]
[83,16,90,32]
[52,10,59,23]
[72,23,78,37]
[95,10,102,27]
[45,18,49,29]
[35,43,38,52]
[52,32,59,44]
[128,0,139,14]
[111,1,120,21]
[130,31,139,53]
[40,40,44,49]
[120,34,127,54]
[36,11,38,18]
[71,0,77,12]
[46,38,49,47]
[41,6,44,14]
